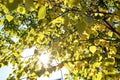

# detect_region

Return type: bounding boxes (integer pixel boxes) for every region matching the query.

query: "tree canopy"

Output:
[0,0,120,80]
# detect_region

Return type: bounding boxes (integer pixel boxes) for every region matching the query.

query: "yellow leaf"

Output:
[108,31,113,37]
[17,6,26,14]
[94,13,98,16]
[89,46,97,53]
[73,69,78,75]
[0,19,4,25]
[2,6,9,13]
[61,8,66,12]
[93,62,101,67]
[99,13,104,17]
[110,46,117,54]
[74,76,79,80]
[64,0,69,5]
[30,28,35,33]
[39,33,44,40]
[9,0,14,3]
[52,17,64,24]
[96,72,102,80]
[0,13,2,16]
[68,0,79,8]
[6,15,14,22]
[38,5,46,20]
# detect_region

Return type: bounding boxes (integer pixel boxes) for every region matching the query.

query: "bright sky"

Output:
[0,26,3,31]
[0,26,13,80]
[0,65,12,80]
[0,46,69,80]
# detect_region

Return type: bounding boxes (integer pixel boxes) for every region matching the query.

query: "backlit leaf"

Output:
[89,46,97,53]
[38,5,46,20]
[0,0,120,79]
[0,19,4,25]
[6,15,14,22]
[17,6,26,14]
[108,31,113,37]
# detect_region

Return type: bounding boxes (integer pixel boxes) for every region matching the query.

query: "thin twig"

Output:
[103,18,120,36]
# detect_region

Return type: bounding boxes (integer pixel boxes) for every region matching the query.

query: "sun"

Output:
[22,47,69,80]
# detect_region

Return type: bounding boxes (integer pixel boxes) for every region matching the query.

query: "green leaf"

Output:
[3,61,8,65]
[89,54,98,63]
[38,5,46,20]
[68,0,79,8]
[76,20,87,33]
[6,0,23,10]
[84,16,95,26]
[115,54,120,59]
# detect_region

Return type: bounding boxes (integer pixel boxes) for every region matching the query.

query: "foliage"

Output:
[0,0,120,80]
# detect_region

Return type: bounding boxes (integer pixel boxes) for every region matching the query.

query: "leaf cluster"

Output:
[0,0,120,80]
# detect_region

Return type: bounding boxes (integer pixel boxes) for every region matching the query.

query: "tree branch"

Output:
[88,10,118,16]
[103,18,120,36]
[98,34,120,42]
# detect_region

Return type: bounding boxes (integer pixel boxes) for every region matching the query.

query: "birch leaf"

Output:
[89,46,97,53]
[38,6,46,20]
[6,15,14,22]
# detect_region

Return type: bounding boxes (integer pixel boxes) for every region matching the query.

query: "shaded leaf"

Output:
[58,63,63,70]
[6,0,23,10]
[25,0,33,11]
[36,68,45,77]
[3,61,8,65]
